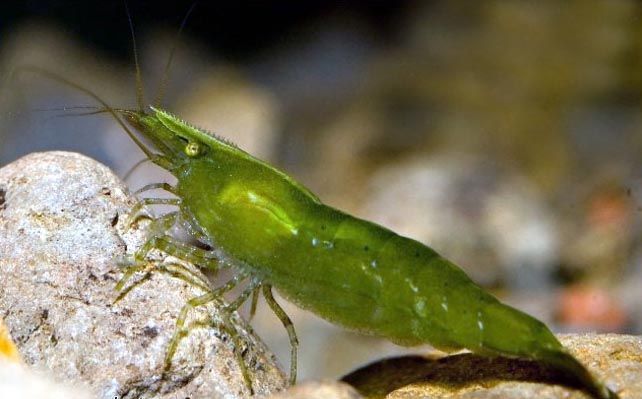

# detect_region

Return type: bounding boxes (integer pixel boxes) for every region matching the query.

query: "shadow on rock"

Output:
[341,353,586,398]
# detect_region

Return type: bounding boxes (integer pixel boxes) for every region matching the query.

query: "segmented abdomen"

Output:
[263,205,562,358]
[178,163,562,359]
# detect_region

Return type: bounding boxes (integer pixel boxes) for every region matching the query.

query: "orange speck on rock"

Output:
[0,318,21,363]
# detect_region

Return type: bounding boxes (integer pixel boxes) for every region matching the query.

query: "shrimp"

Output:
[15,6,618,399]
[109,105,616,399]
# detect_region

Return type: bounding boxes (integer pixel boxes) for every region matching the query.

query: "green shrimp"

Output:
[17,9,618,399]
[110,105,616,399]
[19,71,618,398]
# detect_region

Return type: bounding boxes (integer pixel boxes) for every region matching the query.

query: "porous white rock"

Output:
[0,151,287,398]
[0,360,94,399]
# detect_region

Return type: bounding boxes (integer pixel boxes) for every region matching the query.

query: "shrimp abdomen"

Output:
[174,145,614,399]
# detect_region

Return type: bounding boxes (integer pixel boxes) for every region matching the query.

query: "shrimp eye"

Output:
[185,141,201,157]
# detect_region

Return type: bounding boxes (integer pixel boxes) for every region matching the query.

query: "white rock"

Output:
[0,360,94,399]
[0,151,287,398]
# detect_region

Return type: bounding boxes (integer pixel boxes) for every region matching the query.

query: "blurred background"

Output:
[1,0,642,382]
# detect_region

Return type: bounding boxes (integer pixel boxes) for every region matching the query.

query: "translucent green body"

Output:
[178,155,555,353]
[123,107,617,399]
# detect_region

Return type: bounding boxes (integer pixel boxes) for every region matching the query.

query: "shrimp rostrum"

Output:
[17,65,618,398]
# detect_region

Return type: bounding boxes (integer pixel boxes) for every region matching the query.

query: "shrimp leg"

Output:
[263,285,298,385]
[124,197,181,230]
[134,182,177,196]
[165,272,249,368]
[248,287,260,321]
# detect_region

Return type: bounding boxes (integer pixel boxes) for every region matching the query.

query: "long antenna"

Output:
[124,0,145,112]
[123,157,153,182]
[33,105,100,112]
[15,66,156,160]
[153,2,198,108]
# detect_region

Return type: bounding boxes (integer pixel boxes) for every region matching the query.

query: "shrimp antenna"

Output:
[153,2,198,108]
[124,0,145,112]
[41,109,111,124]
[14,66,156,159]
[49,109,112,119]
[34,105,130,118]
[33,105,100,112]
[123,157,153,182]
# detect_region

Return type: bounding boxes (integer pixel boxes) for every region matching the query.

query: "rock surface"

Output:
[266,380,362,399]
[0,152,287,398]
[0,360,94,399]
[342,334,641,399]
